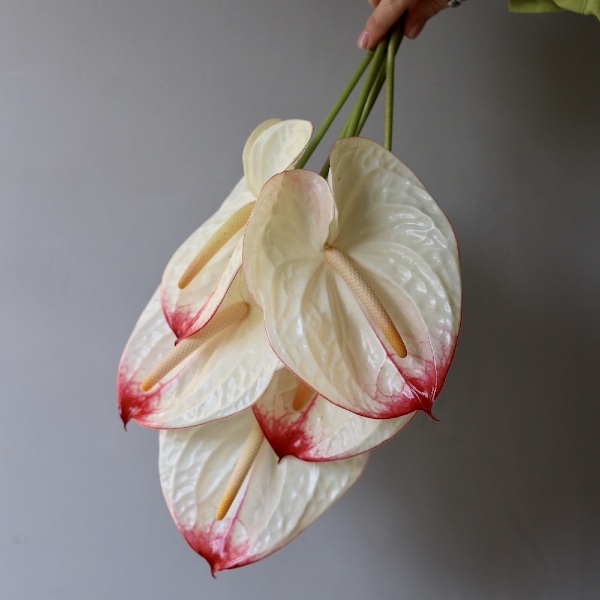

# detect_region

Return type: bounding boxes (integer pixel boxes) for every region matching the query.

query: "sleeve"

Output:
[508,0,600,18]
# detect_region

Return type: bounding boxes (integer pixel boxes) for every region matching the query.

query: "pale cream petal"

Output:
[161,177,254,338]
[117,274,280,429]
[159,410,367,573]
[244,169,427,418]
[330,137,462,397]
[243,119,313,197]
[253,369,415,461]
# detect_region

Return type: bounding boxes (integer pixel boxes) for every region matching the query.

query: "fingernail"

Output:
[407,20,424,39]
[357,30,370,49]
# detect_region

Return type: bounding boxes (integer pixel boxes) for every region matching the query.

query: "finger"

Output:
[358,0,413,49]
[404,0,448,39]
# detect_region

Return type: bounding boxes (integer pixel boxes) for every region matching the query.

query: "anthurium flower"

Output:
[253,368,415,461]
[159,408,367,573]
[162,118,313,339]
[243,137,461,419]
[117,272,280,428]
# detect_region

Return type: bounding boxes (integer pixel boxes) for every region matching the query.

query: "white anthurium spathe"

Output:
[253,368,415,461]
[161,118,313,339]
[159,408,367,574]
[243,137,461,420]
[117,272,280,428]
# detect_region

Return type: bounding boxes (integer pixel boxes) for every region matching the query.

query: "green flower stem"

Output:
[357,62,386,135]
[384,25,404,151]
[315,18,405,178]
[319,36,389,177]
[344,37,388,138]
[295,50,374,170]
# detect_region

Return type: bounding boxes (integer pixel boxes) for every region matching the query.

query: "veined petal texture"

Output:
[330,137,461,393]
[159,410,367,573]
[117,274,280,428]
[253,368,414,461]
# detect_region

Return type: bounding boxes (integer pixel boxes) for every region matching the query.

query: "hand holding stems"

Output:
[358,0,452,48]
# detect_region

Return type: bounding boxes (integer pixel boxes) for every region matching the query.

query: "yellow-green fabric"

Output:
[509,0,600,18]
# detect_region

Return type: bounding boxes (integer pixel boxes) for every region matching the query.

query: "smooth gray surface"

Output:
[1,1,599,599]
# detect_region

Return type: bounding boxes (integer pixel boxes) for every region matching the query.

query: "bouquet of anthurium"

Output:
[117,21,461,574]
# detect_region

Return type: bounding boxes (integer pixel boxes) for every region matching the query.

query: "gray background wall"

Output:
[1,1,599,599]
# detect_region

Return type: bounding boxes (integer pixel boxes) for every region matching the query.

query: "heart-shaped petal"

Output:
[117,274,280,428]
[244,139,461,418]
[244,169,431,418]
[253,368,415,461]
[159,410,367,573]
